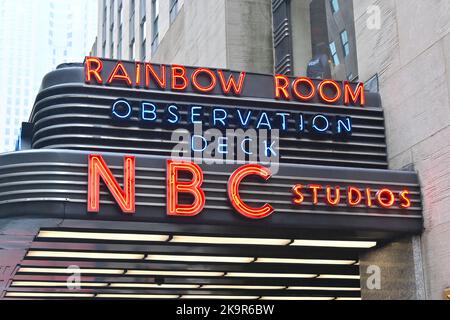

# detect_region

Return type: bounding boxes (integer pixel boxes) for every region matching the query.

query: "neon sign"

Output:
[84,57,365,106]
[87,155,412,218]
[109,98,353,136]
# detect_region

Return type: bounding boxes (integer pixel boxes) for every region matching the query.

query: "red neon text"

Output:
[87,154,135,213]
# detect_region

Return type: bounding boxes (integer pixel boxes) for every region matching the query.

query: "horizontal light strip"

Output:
[37,230,376,249]
[6,292,94,298]
[126,270,225,277]
[287,286,360,291]
[335,297,362,300]
[96,294,179,299]
[291,240,376,248]
[18,267,124,275]
[11,281,108,287]
[170,235,291,246]
[201,285,286,290]
[37,230,170,242]
[226,272,317,278]
[255,258,356,265]
[109,283,201,289]
[146,254,254,264]
[27,250,145,260]
[318,274,361,280]
[260,296,334,300]
[181,295,259,300]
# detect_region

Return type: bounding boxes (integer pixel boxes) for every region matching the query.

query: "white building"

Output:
[0,0,97,152]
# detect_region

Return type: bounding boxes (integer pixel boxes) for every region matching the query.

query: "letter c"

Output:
[227,164,274,219]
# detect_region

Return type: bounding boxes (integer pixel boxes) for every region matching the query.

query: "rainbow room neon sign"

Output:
[87,155,412,219]
[84,57,365,106]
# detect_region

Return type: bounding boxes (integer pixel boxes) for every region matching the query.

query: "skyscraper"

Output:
[0,0,98,152]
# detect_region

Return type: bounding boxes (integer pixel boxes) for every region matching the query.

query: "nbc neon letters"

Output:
[87,155,412,219]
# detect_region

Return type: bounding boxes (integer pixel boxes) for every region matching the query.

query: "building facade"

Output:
[0,0,97,152]
[353,0,450,300]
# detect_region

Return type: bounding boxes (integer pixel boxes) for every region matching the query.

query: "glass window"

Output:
[169,0,178,24]
[118,26,122,59]
[340,30,349,57]
[110,0,115,27]
[140,0,146,21]
[329,41,340,66]
[130,39,135,60]
[118,3,122,26]
[141,39,146,60]
[151,0,159,53]
[330,0,339,13]
[129,0,135,41]
[141,18,147,60]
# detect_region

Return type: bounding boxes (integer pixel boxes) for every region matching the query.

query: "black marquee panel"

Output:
[0,150,421,236]
[29,65,387,168]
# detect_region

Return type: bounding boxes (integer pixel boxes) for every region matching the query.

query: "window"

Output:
[329,41,340,66]
[151,0,159,53]
[118,2,123,59]
[141,18,147,60]
[330,0,339,13]
[102,0,107,46]
[102,42,107,57]
[129,0,136,50]
[140,0,146,21]
[110,0,115,28]
[130,39,135,60]
[118,2,123,26]
[169,0,179,24]
[118,26,122,59]
[110,26,114,58]
[340,30,349,57]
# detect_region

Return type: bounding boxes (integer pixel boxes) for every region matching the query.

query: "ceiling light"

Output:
[96,294,179,299]
[146,254,254,263]
[225,272,316,278]
[201,285,286,290]
[260,296,334,300]
[6,292,94,298]
[170,235,291,246]
[287,286,360,291]
[37,230,170,242]
[11,281,108,287]
[27,250,145,260]
[181,295,259,299]
[18,267,124,275]
[126,270,225,277]
[335,297,362,300]
[290,239,376,248]
[109,283,201,289]
[317,274,360,280]
[255,257,356,265]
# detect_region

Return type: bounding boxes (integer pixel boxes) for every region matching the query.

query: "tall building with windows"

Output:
[93,0,450,300]
[92,0,274,73]
[0,0,97,152]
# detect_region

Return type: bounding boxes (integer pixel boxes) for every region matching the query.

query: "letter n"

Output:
[88,154,136,213]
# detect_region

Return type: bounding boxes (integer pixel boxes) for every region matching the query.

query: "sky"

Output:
[0,0,98,152]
